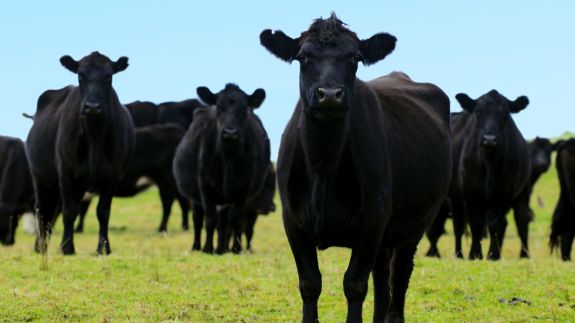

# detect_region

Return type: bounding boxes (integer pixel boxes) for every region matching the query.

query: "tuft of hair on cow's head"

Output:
[260,12,396,66]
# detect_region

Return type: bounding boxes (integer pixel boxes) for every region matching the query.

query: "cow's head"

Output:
[456,90,529,150]
[529,137,553,177]
[197,84,265,149]
[0,214,18,246]
[260,13,396,121]
[60,51,129,117]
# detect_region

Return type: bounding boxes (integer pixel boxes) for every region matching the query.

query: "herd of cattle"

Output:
[1,12,575,321]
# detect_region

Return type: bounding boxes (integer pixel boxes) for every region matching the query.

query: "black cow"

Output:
[74,124,188,233]
[126,98,204,129]
[26,51,135,255]
[174,84,270,255]
[0,136,34,245]
[426,136,555,258]
[448,90,530,261]
[260,13,452,322]
[550,138,575,260]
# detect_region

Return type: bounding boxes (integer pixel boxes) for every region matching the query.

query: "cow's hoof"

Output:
[61,244,76,255]
[97,241,111,256]
[519,250,529,259]
[191,242,201,251]
[425,247,440,258]
[202,246,214,254]
[455,250,464,259]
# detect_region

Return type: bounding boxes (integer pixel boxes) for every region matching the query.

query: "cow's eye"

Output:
[78,74,86,82]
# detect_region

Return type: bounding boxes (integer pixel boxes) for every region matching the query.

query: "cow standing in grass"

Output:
[550,138,575,260]
[426,136,555,259]
[174,84,270,254]
[452,90,530,260]
[26,51,134,255]
[260,13,451,322]
[0,136,35,245]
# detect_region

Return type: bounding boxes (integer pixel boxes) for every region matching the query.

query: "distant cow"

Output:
[75,124,189,233]
[426,136,555,258]
[450,90,530,260]
[174,84,270,255]
[0,136,34,245]
[126,98,205,129]
[26,51,135,255]
[260,13,451,322]
[550,138,575,260]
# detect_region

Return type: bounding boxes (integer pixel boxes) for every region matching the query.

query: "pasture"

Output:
[1,160,575,322]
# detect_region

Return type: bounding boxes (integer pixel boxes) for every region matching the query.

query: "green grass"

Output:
[1,162,575,322]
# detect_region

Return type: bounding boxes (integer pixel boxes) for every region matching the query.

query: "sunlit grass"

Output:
[1,158,574,321]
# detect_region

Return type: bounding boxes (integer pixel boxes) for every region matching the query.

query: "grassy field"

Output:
[2,162,575,322]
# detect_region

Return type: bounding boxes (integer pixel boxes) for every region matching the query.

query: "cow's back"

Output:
[368,72,452,245]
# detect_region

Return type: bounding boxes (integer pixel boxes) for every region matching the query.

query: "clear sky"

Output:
[1,1,574,160]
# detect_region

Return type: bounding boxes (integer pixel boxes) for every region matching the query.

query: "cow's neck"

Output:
[300,110,349,176]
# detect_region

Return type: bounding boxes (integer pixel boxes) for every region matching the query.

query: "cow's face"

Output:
[456,90,529,150]
[529,137,553,175]
[197,84,265,149]
[260,13,396,121]
[60,51,128,117]
[0,214,18,246]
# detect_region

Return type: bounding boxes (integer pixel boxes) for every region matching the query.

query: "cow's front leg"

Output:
[285,223,321,323]
[344,196,386,323]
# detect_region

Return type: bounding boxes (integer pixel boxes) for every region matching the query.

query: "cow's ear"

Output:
[455,93,476,112]
[509,95,529,113]
[360,33,396,66]
[60,55,79,73]
[248,88,266,109]
[552,139,565,151]
[113,56,129,74]
[260,29,300,63]
[197,86,217,105]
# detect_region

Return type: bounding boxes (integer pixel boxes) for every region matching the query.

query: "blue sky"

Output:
[1,1,574,159]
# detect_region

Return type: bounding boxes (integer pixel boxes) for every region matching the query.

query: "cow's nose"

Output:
[222,127,239,140]
[316,87,344,106]
[83,102,102,115]
[482,134,497,147]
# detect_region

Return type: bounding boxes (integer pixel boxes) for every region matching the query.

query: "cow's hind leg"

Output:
[560,230,575,261]
[372,246,391,322]
[245,210,258,251]
[385,244,418,323]
[451,198,465,259]
[33,183,59,254]
[96,193,113,255]
[191,202,204,251]
[513,201,531,258]
[75,199,91,233]
[425,204,448,258]
[177,193,190,231]
[156,174,176,233]
[487,206,509,261]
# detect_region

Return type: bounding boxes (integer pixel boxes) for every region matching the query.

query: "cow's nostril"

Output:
[335,89,344,100]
